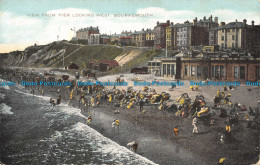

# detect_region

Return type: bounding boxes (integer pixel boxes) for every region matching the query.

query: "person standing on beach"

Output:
[192,117,198,134]
[112,119,120,130]
[139,99,144,112]
[173,126,178,139]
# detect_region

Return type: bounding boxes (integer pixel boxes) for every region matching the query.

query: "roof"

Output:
[100,60,119,66]
[89,60,119,67]
[120,36,131,39]
[217,22,248,30]
[173,22,193,28]
[77,27,99,32]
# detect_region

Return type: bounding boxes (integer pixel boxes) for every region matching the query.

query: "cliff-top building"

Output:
[216,20,260,54]
[154,20,170,49]
[76,26,100,42]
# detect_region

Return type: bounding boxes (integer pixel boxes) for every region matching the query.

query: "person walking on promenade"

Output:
[192,117,198,134]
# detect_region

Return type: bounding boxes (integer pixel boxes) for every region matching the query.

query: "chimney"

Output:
[252,21,254,27]
[203,16,206,21]
[171,22,173,26]
[157,21,159,25]
[167,20,170,26]
[97,26,99,29]
[193,17,197,26]
[210,15,213,21]
[142,28,144,31]
[243,19,247,27]
[214,17,218,23]
[220,22,225,26]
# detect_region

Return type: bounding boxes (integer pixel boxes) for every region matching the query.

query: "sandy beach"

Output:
[0,68,259,165]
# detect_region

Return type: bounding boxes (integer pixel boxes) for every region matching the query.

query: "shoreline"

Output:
[0,68,259,165]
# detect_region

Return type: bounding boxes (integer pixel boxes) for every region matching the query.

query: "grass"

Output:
[54,45,124,67]
[109,49,161,74]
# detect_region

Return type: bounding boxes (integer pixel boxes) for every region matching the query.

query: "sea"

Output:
[0,79,156,165]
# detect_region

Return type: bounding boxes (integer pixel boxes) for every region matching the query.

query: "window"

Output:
[222,29,224,33]
[232,29,235,32]
[220,66,224,78]
[163,64,166,75]
[256,66,260,80]
[240,66,245,79]
[234,66,238,78]
[215,66,219,78]
[222,36,224,40]
[221,43,224,48]
[211,66,215,76]
[167,65,170,75]
[197,66,202,77]
[232,35,235,40]
[172,65,175,75]
[232,43,235,48]
[191,66,196,76]
[185,65,188,76]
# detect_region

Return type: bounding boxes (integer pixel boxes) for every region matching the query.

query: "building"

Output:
[145,29,155,47]
[209,27,218,46]
[154,20,170,49]
[166,22,174,50]
[136,29,146,47]
[89,34,100,45]
[130,29,146,47]
[196,15,219,31]
[180,56,260,81]
[110,33,121,43]
[110,30,132,44]
[173,20,209,50]
[147,59,161,76]
[76,26,100,43]
[216,19,260,52]
[99,34,110,44]
[148,51,260,81]
[119,36,131,45]
[99,60,119,71]
[88,60,119,71]
[68,63,79,70]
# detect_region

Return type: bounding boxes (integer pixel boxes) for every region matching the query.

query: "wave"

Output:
[0,103,13,115]
[12,88,157,164]
[0,93,6,100]
[0,78,10,90]
[67,122,157,165]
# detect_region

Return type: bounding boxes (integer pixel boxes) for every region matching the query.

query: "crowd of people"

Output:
[0,67,259,158]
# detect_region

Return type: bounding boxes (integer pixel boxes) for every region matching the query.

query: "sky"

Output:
[0,0,259,53]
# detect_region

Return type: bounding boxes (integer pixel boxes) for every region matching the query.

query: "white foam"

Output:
[57,103,86,118]
[0,78,10,90]
[0,93,6,99]
[0,103,13,115]
[14,89,51,101]
[69,122,157,165]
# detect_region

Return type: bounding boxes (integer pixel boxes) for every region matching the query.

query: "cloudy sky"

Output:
[0,0,259,53]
